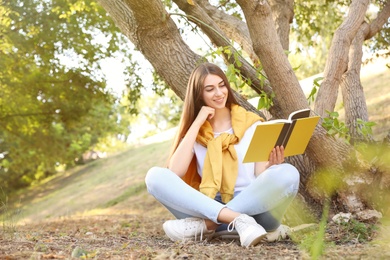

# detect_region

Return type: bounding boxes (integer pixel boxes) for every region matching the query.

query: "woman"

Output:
[145,62,299,248]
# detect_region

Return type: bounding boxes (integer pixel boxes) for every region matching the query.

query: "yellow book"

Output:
[243,109,320,162]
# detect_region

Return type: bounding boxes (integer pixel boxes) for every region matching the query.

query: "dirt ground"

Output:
[1,192,390,260]
[1,214,389,260]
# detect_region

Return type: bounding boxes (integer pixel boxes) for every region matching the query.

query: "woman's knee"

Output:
[267,163,299,190]
[145,166,167,192]
[283,163,299,179]
[280,163,300,191]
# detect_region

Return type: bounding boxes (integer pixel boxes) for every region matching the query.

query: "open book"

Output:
[243,109,320,162]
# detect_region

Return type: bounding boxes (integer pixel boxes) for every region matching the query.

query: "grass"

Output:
[99,183,146,208]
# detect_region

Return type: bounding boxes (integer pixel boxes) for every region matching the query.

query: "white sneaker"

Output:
[163,218,215,241]
[264,225,291,242]
[228,214,267,248]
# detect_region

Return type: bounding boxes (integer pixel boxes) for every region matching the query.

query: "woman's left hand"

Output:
[266,146,285,168]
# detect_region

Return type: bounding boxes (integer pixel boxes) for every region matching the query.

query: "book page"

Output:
[261,119,291,124]
[288,108,311,121]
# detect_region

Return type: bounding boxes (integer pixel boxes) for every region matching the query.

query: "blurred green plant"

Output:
[0,188,21,238]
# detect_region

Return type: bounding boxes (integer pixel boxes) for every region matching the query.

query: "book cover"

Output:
[243,109,320,162]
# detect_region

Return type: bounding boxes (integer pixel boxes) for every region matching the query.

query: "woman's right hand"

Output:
[168,106,214,176]
[194,106,215,126]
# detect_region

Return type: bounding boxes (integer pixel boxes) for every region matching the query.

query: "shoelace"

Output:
[227,216,241,232]
[183,218,206,241]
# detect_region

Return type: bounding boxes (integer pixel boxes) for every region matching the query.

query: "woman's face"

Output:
[201,74,228,109]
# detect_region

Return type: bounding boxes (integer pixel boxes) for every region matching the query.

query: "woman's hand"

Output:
[254,146,285,176]
[193,106,215,127]
[266,146,285,168]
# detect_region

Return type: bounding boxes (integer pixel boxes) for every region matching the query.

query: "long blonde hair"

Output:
[168,63,238,160]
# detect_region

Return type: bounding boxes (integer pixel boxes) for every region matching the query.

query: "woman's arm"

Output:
[254,146,285,176]
[168,106,215,177]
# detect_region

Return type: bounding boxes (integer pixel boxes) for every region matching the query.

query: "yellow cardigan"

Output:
[182,104,263,203]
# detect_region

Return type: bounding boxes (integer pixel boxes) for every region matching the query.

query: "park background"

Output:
[1,0,390,259]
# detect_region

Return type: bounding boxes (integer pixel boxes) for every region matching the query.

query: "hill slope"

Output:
[4,140,171,224]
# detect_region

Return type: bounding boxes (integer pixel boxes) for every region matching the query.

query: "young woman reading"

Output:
[145,62,299,248]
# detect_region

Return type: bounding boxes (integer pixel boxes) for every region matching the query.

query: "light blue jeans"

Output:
[145,163,299,231]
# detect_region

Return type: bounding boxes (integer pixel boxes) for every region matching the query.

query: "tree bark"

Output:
[194,0,258,63]
[314,0,370,117]
[340,0,390,142]
[268,0,294,50]
[340,23,371,143]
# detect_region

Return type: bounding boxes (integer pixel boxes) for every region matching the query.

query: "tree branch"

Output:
[235,0,308,118]
[366,0,390,40]
[98,0,202,100]
[195,0,257,62]
[268,0,294,50]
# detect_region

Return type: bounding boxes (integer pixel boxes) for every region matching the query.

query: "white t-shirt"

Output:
[193,121,262,193]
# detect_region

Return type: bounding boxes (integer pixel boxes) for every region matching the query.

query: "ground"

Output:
[1,193,389,259]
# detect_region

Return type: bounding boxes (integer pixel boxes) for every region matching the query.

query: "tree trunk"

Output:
[340,22,371,143]
[314,0,370,117]
[268,0,294,50]
[234,0,349,165]
[340,1,390,143]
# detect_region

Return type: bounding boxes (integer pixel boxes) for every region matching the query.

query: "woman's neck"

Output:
[208,106,232,132]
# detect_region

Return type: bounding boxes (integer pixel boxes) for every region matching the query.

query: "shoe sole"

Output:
[246,233,267,247]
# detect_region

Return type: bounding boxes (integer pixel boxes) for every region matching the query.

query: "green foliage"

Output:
[365,1,390,59]
[216,0,243,20]
[322,111,351,142]
[124,60,144,115]
[322,111,377,143]
[356,118,376,137]
[205,45,272,105]
[138,88,183,133]
[307,77,323,104]
[0,0,132,192]
[290,1,345,79]
[257,92,275,110]
[310,202,330,259]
